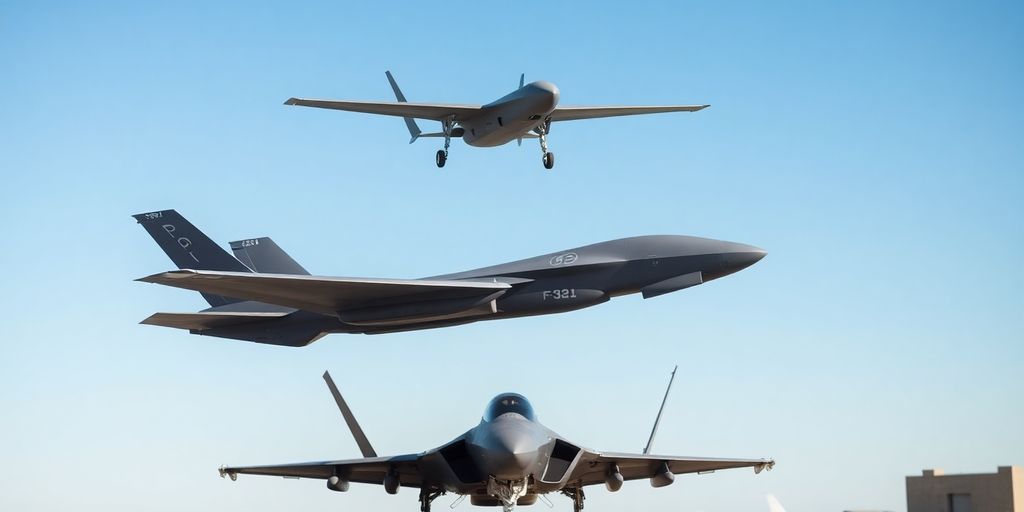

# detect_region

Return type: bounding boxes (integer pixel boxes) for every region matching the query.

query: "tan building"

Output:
[907,466,1023,512]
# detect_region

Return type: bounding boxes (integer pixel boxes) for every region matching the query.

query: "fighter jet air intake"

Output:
[134,210,766,346]
[218,370,775,512]
[283,71,709,169]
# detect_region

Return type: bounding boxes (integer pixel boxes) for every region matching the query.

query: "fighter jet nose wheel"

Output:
[435,150,447,168]
[543,152,554,169]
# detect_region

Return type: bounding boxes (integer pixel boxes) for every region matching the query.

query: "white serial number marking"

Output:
[542,289,577,300]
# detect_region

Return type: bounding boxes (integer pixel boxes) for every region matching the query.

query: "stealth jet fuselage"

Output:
[135,210,765,346]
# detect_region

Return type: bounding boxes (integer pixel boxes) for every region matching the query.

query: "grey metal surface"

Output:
[323,371,377,458]
[282,71,708,162]
[218,375,774,510]
[229,237,310,275]
[136,210,765,346]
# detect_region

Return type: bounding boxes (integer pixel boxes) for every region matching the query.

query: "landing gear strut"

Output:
[560,487,585,512]
[536,117,554,169]
[419,488,445,512]
[488,477,529,512]
[437,116,455,168]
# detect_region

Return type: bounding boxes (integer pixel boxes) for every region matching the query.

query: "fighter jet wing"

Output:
[137,269,511,317]
[548,105,709,122]
[219,454,422,487]
[284,98,482,121]
[568,451,773,486]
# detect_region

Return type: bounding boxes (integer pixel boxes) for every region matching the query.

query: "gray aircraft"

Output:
[134,210,765,346]
[218,369,774,512]
[284,71,708,169]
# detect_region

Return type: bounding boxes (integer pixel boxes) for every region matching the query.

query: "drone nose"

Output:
[527,81,560,111]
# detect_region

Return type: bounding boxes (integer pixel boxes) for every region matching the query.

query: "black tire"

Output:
[543,152,554,169]
[435,150,446,168]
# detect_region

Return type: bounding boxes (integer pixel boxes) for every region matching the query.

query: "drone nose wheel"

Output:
[435,150,447,168]
[543,152,554,169]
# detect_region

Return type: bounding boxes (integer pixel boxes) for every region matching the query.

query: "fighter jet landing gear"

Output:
[418,488,445,512]
[560,487,585,512]
[437,116,455,168]
[487,477,529,512]
[536,117,554,169]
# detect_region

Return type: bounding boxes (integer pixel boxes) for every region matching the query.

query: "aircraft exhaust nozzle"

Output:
[327,475,350,492]
[605,464,624,492]
[651,462,675,488]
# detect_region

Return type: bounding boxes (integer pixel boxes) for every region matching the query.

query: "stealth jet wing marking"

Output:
[138,269,511,317]
[284,70,708,169]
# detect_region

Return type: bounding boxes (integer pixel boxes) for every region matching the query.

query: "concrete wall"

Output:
[906,466,1021,512]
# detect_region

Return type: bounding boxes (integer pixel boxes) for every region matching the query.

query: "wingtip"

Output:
[283,97,298,105]
[136,269,197,283]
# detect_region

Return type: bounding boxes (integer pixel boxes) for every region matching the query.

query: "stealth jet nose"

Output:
[706,242,767,281]
[467,394,547,480]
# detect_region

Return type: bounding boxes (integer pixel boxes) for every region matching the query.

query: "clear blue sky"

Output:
[1,1,1021,511]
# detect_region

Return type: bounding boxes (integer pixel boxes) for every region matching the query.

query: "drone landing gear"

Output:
[419,488,445,512]
[560,487,585,512]
[437,116,455,168]
[535,117,554,169]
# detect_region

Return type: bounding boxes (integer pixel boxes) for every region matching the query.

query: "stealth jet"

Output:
[285,71,708,169]
[134,210,765,346]
[218,370,774,512]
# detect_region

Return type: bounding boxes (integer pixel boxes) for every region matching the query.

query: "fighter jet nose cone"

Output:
[723,245,767,274]
[473,420,541,480]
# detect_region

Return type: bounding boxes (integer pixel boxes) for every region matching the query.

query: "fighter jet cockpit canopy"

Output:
[483,393,535,421]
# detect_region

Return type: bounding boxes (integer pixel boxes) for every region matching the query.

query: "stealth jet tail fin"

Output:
[385,70,423,143]
[229,237,310,275]
[643,365,678,454]
[323,371,378,457]
[133,209,251,306]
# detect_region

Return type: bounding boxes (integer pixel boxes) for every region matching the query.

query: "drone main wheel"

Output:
[543,152,554,169]
[435,150,447,168]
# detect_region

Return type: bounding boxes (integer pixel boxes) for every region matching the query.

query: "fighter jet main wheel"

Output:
[436,150,447,168]
[543,152,554,170]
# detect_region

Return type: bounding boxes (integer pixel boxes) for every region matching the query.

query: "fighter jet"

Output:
[284,71,709,169]
[134,210,765,346]
[218,369,774,512]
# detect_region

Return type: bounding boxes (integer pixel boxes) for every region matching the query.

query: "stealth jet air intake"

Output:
[134,210,765,346]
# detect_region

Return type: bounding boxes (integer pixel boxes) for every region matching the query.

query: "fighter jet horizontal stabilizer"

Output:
[141,311,290,330]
